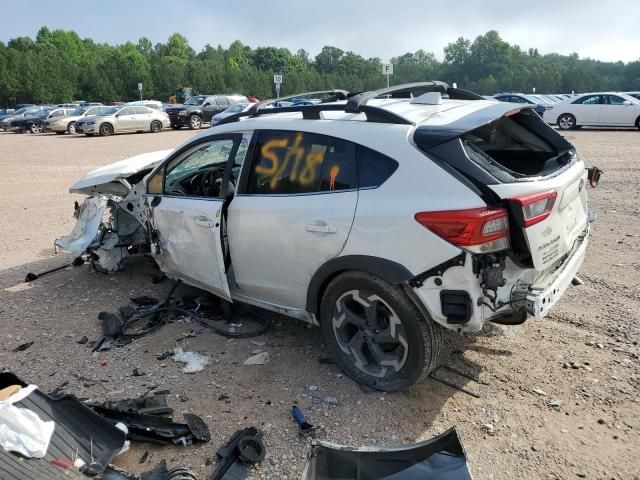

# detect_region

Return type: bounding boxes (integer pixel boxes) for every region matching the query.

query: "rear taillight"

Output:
[415,207,510,253]
[510,191,557,227]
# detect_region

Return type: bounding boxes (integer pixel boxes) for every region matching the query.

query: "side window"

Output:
[216,97,229,107]
[164,139,234,196]
[246,132,356,195]
[573,95,600,105]
[355,145,399,188]
[604,95,625,105]
[119,107,136,115]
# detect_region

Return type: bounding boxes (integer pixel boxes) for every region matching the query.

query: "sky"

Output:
[2,0,639,63]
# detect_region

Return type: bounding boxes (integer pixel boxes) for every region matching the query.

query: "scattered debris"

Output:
[549,399,564,408]
[243,351,269,365]
[23,256,85,283]
[301,427,472,480]
[292,406,317,437]
[48,382,69,396]
[210,427,265,480]
[173,348,210,373]
[429,364,489,398]
[87,394,173,416]
[139,451,149,464]
[156,351,174,361]
[12,341,34,352]
[132,368,145,377]
[482,423,495,436]
[77,336,88,345]
[140,459,198,480]
[130,296,160,307]
[532,388,548,396]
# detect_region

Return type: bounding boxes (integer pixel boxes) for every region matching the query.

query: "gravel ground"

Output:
[0,127,638,480]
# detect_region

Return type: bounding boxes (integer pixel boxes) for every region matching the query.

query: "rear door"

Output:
[115,107,138,131]
[570,94,601,124]
[146,134,242,298]
[598,95,636,125]
[227,130,358,308]
[133,107,152,129]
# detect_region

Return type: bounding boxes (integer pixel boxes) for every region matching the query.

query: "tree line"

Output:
[0,27,638,105]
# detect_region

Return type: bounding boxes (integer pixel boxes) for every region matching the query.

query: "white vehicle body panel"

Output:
[70,149,172,196]
[544,92,640,126]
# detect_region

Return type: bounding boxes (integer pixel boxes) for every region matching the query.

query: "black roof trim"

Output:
[414,103,534,150]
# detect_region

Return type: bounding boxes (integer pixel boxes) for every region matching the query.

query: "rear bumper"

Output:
[526,230,588,318]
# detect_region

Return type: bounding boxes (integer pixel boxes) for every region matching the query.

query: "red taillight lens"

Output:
[510,191,557,227]
[415,207,510,253]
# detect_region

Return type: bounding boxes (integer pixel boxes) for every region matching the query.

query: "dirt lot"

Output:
[0,128,638,479]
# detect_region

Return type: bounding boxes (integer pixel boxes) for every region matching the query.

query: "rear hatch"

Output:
[415,103,588,270]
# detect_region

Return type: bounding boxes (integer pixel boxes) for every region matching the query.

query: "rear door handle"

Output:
[305,223,337,234]
[195,216,215,228]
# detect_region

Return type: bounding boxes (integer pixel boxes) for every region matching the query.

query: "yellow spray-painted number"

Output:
[256,134,327,190]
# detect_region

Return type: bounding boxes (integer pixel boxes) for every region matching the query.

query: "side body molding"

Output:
[306,255,414,314]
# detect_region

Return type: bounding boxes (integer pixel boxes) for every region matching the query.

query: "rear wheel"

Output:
[30,122,43,134]
[635,116,640,130]
[557,113,576,130]
[188,114,202,130]
[150,120,162,133]
[99,123,113,136]
[320,272,443,392]
[67,121,76,134]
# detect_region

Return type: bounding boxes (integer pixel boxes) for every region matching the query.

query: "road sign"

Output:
[273,74,283,84]
[382,64,393,75]
[137,82,143,91]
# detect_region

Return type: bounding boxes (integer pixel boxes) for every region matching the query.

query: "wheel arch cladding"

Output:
[306,255,414,315]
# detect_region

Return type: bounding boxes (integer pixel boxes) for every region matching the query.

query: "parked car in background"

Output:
[10,107,67,133]
[57,83,598,391]
[79,101,104,107]
[57,103,81,108]
[75,105,170,136]
[166,94,248,130]
[210,103,251,126]
[15,103,35,110]
[0,105,52,131]
[544,92,640,129]
[493,93,549,116]
[0,108,15,117]
[44,105,110,134]
[624,91,640,101]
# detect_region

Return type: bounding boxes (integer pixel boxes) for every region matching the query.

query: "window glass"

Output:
[356,145,399,188]
[247,132,357,195]
[216,97,229,107]
[119,107,136,115]
[573,95,600,105]
[147,168,164,194]
[604,95,625,105]
[134,107,149,114]
[164,140,234,195]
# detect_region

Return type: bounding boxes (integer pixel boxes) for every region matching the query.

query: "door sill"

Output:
[230,292,318,326]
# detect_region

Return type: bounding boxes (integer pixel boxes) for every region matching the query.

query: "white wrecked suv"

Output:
[56,82,600,392]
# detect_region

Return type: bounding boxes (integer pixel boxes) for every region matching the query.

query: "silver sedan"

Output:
[75,105,170,136]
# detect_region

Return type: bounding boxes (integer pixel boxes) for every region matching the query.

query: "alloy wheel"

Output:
[332,290,408,378]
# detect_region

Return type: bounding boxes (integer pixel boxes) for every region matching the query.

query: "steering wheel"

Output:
[200,168,224,197]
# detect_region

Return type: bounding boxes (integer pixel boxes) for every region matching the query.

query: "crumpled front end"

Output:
[54,150,170,272]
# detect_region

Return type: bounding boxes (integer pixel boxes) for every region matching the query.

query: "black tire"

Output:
[320,272,443,392]
[85,133,94,136]
[99,123,113,136]
[55,131,64,135]
[150,120,162,133]
[170,124,182,130]
[188,114,202,130]
[557,113,576,130]
[635,116,640,130]
[67,121,76,134]
[30,122,43,134]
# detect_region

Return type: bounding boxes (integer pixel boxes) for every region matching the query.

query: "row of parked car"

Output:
[491,91,640,129]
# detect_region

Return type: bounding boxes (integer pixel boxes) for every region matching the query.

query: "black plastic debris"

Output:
[24,256,85,283]
[131,296,160,307]
[90,404,210,446]
[88,394,173,416]
[12,341,34,352]
[209,427,265,480]
[301,427,472,480]
[0,372,126,480]
[141,459,198,480]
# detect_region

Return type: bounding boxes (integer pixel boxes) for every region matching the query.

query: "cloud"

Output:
[1,0,639,62]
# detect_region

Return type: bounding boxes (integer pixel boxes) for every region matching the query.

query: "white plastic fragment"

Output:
[173,348,210,373]
[243,351,269,365]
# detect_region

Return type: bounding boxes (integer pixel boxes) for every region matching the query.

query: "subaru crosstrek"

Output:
[56,82,600,391]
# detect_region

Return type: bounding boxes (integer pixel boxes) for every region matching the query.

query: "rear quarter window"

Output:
[356,145,398,188]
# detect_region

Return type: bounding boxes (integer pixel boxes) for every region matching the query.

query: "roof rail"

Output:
[216,82,484,127]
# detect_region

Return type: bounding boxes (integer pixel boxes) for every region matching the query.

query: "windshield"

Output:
[11,107,27,115]
[184,96,206,106]
[24,107,41,115]
[99,107,120,116]
[225,103,248,113]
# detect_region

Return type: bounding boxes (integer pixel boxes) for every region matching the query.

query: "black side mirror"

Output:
[150,196,161,207]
